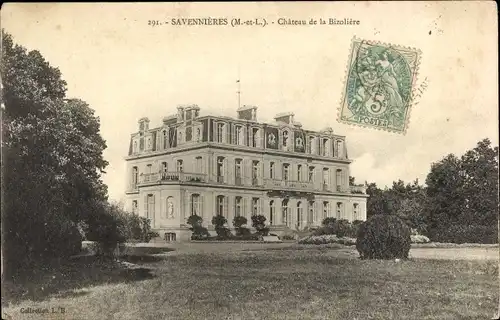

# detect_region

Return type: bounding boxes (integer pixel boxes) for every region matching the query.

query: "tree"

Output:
[424,139,499,241]
[460,138,499,226]
[1,31,109,275]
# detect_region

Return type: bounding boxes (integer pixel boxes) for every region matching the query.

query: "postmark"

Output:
[338,37,422,134]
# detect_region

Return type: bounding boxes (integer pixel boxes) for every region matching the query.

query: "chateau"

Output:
[124,105,368,241]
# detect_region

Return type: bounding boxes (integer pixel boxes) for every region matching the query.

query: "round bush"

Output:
[356,214,411,260]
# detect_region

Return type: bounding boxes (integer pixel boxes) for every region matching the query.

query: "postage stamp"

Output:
[338,37,422,134]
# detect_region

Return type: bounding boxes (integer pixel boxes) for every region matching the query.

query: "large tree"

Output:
[1,31,108,274]
[424,139,499,239]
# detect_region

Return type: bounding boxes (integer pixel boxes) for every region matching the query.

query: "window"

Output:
[252,161,259,185]
[283,164,290,181]
[139,137,144,151]
[282,130,289,148]
[217,157,225,182]
[322,138,328,156]
[252,198,260,216]
[270,162,275,179]
[323,201,330,219]
[308,201,315,224]
[133,141,138,153]
[164,233,176,242]
[191,194,200,216]
[163,130,167,149]
[132,200,138,214]
[282,199,289,226]
[176,160,183,172]
[297,201,303,228]
[196,127,201,141]
[308,136,314,153]
[269,200,275,225]
[335,140,343,158]
[216,123,224,143]
[132,167,138,186]
[235,196,242,217]
[146,164,152,174]
[353,203,359,220]
[235,159,242,185]
[336,202,343,218]
[217,195,225,216]
[178,131,183,144]
[161,162,168,173]
[336,169,342,190]
[252,128,259,147]
[146,194,155,219]
[195,157,203,174]
[186,127,192,142]
[308,166,314,182]
[323,168,329,189]
[236,126,243,145]
[297,164,303,181]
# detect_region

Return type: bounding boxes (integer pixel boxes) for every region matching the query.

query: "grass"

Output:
[2,248,498,320]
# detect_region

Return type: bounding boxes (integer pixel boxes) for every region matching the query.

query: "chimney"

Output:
[274,112,294,124]
[237,105,257,121]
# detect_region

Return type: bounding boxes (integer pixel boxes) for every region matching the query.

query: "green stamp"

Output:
[339,37,422,134]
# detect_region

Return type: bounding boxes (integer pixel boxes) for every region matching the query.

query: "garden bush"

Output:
[191,225,210,240]
[298,235,356,246]
[332,219,352,237]
[212,215,232,239]
[356,214,411,260]
[251,214,270,236]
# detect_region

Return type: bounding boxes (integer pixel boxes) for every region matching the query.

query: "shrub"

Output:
[84,201,128,256]
[191,225,210,240]
[298,235,357,246]
[434,224,498,244]
[215,226,232,240]
[212,215,227,228]
[322,217,337,227]
[356,214,411,260]
[236,227,251,236]
[251,215,269,235]
[187,215,203,229]
[333,219,352,237]
[281,234,296,241]
[233,216,248,235]
[313,226,335,236]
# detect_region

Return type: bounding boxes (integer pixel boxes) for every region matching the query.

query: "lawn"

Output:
[2,247,498,320]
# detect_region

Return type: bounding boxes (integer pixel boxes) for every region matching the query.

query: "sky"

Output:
[2,2,498,202]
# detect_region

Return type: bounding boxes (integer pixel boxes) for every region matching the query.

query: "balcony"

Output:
[139,171,207,185]
[265,179,313,191]
[350,184,366,194]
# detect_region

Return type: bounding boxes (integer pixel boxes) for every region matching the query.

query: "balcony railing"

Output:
[265,179,313,190]
[350,184,366,194]
[140,171,207,184]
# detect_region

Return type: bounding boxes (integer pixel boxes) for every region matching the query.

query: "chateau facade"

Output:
[124,105,368,241]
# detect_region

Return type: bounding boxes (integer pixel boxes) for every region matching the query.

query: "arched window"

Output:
[269,200,275,225]
[297,201,303,228]
[323,201,330,219]
[336,202,343,219]
[308,201,315,224]
[282,199,289,226]
[235,196,242,217]
[217,195,225,216]
[252,198,260,216]
[297,165,302,181]
[353,203,359,221]
[217,157,225,183]
[191,194,200,216]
